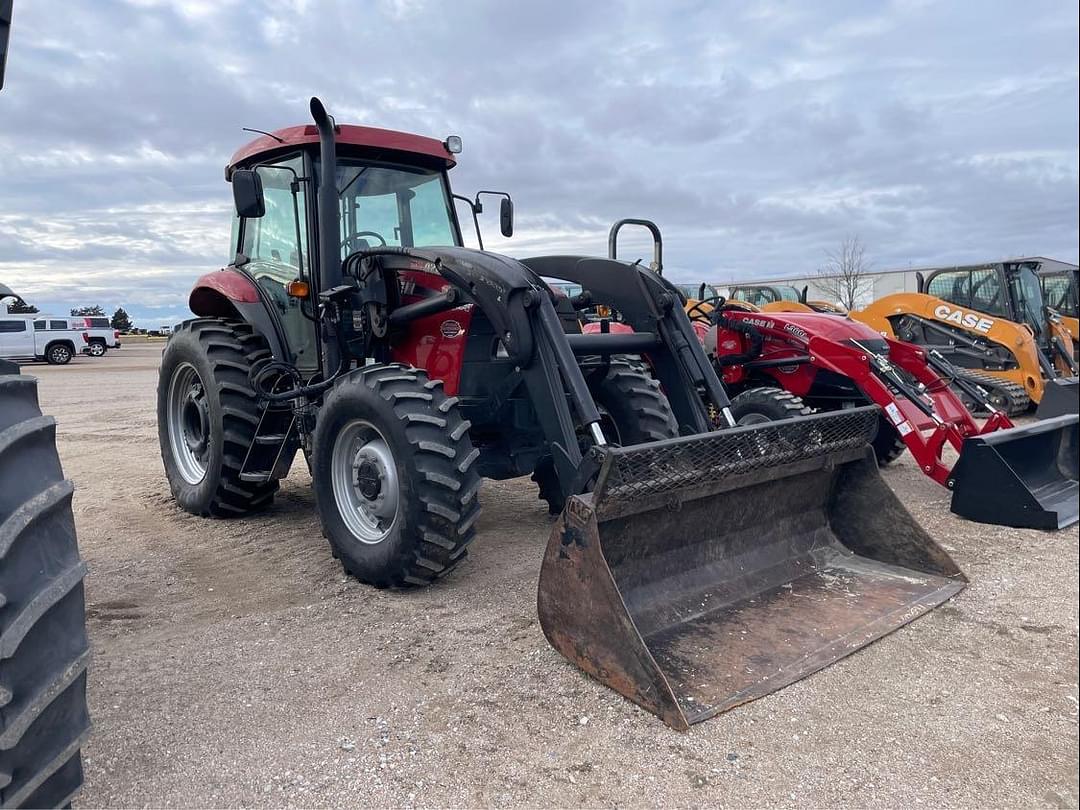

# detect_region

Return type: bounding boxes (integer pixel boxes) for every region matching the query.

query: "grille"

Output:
[593,406,879,503]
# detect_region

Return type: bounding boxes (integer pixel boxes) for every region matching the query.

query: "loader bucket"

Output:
[949,414,1079,530]
[538,407,966,730]
[1034,376,1079,420]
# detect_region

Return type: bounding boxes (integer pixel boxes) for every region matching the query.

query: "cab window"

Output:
[927,270,970,306]
[240,155,309,281]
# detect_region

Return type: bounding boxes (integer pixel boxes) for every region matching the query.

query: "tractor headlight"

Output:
[444,135,462,154]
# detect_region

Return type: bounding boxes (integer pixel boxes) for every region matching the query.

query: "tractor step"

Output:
[255,433,288,444]
[239,470,272,483]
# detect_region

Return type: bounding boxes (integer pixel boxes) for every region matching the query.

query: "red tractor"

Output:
[156,98,965,729]
[695,302,1078,530]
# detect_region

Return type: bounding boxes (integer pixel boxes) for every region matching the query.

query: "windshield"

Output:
[335,160,459,255]
[776,286,802,302]
[1042,272,1078,318]
[677,283,719,300]
[1009,263,1047,336]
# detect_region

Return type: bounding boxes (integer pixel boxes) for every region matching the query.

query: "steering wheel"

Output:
[686,296,726,324]
[341,230,387,254]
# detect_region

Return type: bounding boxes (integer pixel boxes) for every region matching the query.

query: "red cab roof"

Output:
[227,124,457,172]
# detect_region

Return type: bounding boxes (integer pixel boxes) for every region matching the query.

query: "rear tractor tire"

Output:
[157,318,281,517]
[312,364,481,588]
[533,359,679,514]
[728,387,812,426]
[0,359,91,809]
[870,415,908,466]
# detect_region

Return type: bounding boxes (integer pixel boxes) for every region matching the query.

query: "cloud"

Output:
[0,0,1076,327]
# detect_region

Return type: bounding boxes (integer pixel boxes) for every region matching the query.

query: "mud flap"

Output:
[1035,377,1079,420]
[949,414,1078,530]
[537,407,966,730]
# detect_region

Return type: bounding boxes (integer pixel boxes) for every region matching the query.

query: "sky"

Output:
[1,0,1077,328]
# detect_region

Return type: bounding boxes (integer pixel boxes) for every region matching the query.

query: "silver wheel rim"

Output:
[331,419,400,544]
[50,346,69,363]
[167,362,210,485]
[90,343,105,356]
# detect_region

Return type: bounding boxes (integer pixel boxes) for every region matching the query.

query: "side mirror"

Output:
[232,169,265,218]
[499,197,514,238]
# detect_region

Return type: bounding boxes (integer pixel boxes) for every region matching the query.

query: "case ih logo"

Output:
[933,304,995,334]
[745,318,774,330]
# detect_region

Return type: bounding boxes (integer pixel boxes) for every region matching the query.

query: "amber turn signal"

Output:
[286,280,310,298]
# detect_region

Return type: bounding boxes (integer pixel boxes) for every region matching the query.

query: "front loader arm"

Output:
[522,255,730,431]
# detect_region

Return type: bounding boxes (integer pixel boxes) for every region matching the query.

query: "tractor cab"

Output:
[217,125,511,373]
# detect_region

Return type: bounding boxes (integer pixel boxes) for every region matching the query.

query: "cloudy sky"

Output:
[1,0,1077,327]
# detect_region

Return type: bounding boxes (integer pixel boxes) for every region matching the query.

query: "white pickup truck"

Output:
[0,313,88,364]
[70,315,122,355]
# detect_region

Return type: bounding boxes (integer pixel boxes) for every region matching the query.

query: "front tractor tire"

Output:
[312,364,481,588]
[533,359,679,514]
[157,319,279,517]
[0,359,91,809]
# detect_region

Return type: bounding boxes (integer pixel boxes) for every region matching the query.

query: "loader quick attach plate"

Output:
[538,406,967,730]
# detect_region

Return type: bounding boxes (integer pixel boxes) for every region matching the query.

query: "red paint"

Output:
[229,124,456,171]
[389,270,473,395]
[189,269,260,311]
[708,307,1015,489]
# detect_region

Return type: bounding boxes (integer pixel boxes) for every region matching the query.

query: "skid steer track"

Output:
[538,406,967,729]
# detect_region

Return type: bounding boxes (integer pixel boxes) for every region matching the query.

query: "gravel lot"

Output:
[26,344,1080,808]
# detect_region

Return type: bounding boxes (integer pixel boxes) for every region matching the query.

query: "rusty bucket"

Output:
[537,407,966,730]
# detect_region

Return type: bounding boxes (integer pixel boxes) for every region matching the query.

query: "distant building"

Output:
[718,256,1080,308]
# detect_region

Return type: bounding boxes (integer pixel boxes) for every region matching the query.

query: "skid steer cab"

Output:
[157,97,965,729]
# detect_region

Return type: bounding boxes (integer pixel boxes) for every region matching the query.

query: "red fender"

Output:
[189,269,260,315]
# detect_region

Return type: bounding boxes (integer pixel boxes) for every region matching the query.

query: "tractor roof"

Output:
[227,124,457,174]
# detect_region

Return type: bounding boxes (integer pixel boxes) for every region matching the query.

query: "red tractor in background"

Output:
[695,301,1078,530]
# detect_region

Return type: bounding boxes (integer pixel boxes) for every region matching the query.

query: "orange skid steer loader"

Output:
[852,262,1078,420]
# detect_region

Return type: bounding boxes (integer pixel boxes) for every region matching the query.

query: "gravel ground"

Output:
[24,344,1080,808]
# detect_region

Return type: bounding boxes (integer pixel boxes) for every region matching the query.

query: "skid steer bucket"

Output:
[949,414,1078,530]
[538,407,966,730]
[1034,377,1079,420]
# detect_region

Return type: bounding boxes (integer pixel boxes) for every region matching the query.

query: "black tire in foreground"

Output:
[728,386,813,426]
[533,359,680,514]
[157,318,279,517]
[312,364,482,588]
[0,358,91,809]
